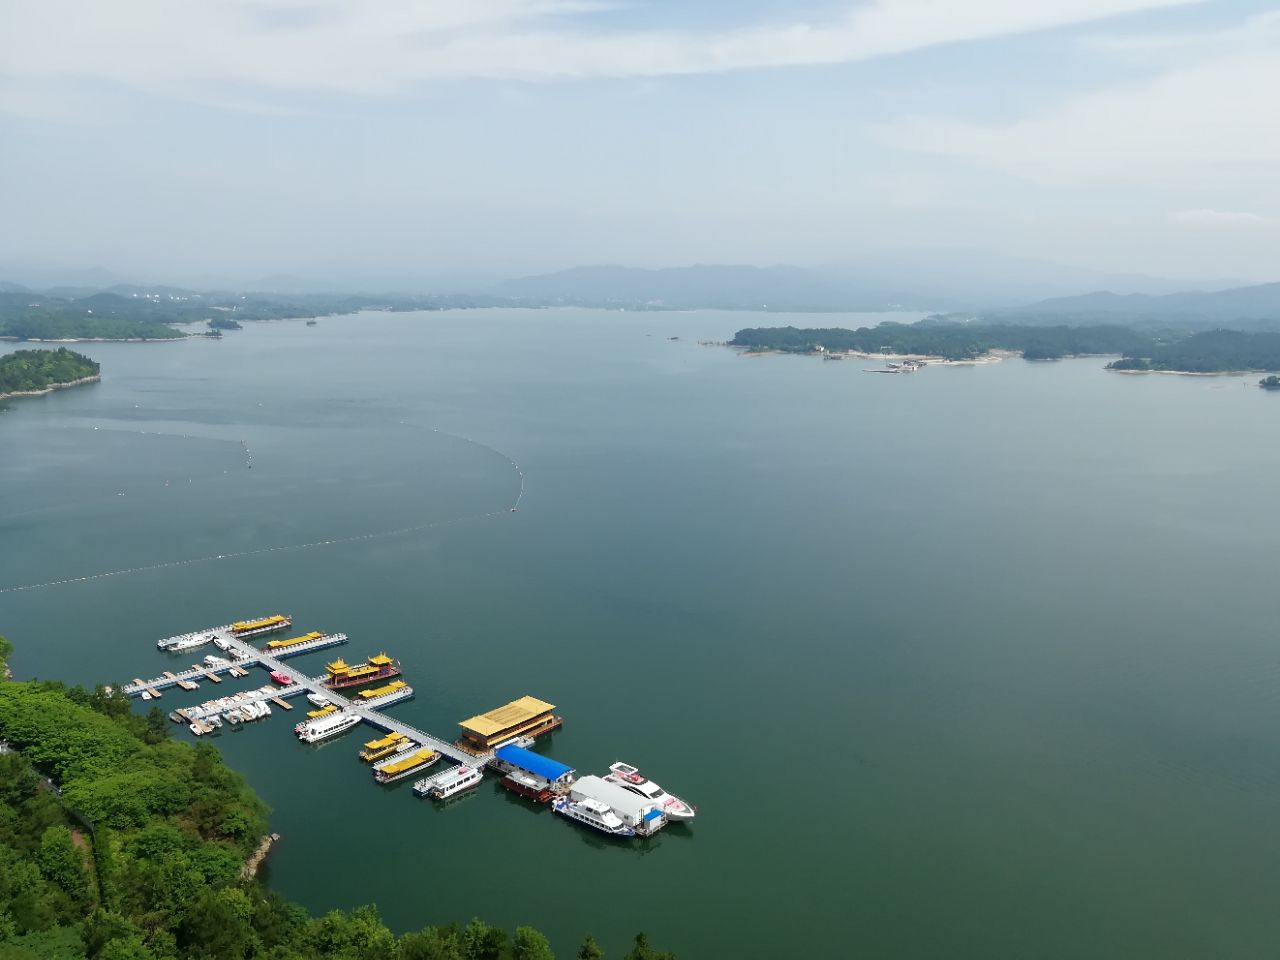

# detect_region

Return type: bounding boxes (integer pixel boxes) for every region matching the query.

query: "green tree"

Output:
[576,937,604,960]
[512,927,555,960]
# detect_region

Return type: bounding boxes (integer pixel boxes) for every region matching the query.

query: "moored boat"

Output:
[415,764,484,800]
[360,731,410,762]
[604,762,696,821]
[323,653,401,690]
[373,748,438,784]
[296,710,360,743]
[551,797,635,837]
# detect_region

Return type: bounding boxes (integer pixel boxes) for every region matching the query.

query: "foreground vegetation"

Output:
[0,349,99,396]
[732,323,1280,372]
[0,638,671,960]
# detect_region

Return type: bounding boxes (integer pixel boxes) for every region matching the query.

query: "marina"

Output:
[126,615,693,843]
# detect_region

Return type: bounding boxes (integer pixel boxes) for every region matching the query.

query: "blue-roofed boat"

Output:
[491,744,575,804]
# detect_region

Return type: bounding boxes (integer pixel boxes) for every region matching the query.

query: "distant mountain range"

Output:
[988,282,1280,326]
[3,257,1276,325]
[491,259,1255,314]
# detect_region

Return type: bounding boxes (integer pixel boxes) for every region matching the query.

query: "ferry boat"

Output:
[551,797,635,837]
[415,764,484,800]
[354,681,413,709]
[373,748,438,784]
[360,731,409,762]
[296,710,360,743]
[156,615,290,652]
[604,762,696,821]
[229,615,292,638]
[568,775,666,837]
[323,653,401,690]
[264,631,324,652]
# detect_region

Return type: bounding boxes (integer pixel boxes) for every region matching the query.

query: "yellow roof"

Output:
[326,658,349,673]
[233,614,287,630]
[363,731,407,750]
[381,749,436,774]
[268,631,322,648]
[460,696,555,737]
[359,680,408,700]
[368,653,393,665]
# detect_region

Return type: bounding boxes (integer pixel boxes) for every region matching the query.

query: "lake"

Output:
[3,309,1279,958]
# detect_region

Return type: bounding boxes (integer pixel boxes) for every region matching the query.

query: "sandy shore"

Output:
[0,374,101,401]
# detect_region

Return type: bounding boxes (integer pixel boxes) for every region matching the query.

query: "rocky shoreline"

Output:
[0,373,101,401]
[241,832,281,879]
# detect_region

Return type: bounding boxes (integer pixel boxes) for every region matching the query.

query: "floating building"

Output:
[457,696,561,754]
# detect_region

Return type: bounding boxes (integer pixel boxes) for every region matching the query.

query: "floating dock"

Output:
[127,629,481,768]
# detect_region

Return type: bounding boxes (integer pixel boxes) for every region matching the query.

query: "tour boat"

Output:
[415,765,484,800]
[604,762,696,821]
[296,710,360,743]
[551,797,636,837]
[373,748,438,784]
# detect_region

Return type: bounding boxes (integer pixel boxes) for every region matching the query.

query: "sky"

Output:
[0,0,1277,289]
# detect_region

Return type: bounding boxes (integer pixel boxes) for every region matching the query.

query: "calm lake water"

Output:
[3,310,1280,958]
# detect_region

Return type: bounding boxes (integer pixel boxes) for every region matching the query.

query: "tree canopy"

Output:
[0,647,673,960]
[0,349,99,396]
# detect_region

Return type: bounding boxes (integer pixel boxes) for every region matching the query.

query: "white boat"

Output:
[203,654,229,666]
[157,630,220,652]
[296,710,360,743]
[415,764,484,800]
[306,692,331,708]
[604,762,696,821]
[552,797,635,837]
[223,710,242,725]
[568,775,666,836]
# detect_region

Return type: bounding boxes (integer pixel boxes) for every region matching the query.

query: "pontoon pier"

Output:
[126,629,485,769]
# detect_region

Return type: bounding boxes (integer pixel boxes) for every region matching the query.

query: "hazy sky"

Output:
[1,0,1277,286]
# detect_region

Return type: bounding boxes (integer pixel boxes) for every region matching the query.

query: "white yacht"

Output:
[552,796,636,837]
[604,762,696,821]
[415,765,484,800]
[296,710,360,743]
[306,692,332,708]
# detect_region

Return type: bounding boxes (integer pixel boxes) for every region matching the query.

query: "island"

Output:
[1262,375,1280,390]
[0,637,675,960]
[731,323,1280,374]
[207,317,243,331]
[731,322,1146,361]
[0,347,100,400]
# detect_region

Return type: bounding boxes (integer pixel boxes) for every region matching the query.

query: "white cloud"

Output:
[879,46,1280,190]
[0,0,1200,105]
[1169,209,1269,226]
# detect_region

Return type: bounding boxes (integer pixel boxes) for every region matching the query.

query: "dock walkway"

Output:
[129,629,487,771]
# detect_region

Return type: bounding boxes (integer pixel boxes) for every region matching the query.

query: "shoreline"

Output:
[1107,368,1269,378]
[0,374,101,401]
[21,336,191,343]
[735,346,1002,365]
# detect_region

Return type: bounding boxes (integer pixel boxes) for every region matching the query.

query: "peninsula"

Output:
[0,347,100,400]
[731,323,1280,374]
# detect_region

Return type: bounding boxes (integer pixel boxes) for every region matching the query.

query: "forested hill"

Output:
[985,280,1280,328]
[0,638,674,960]
[730,323,1146,360]
[0,348,99,396]
[731,323,1280,372]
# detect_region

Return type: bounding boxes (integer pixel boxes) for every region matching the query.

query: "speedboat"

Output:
[306,692,331,708]
[552,797,635,837]
[604,762,696,821]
